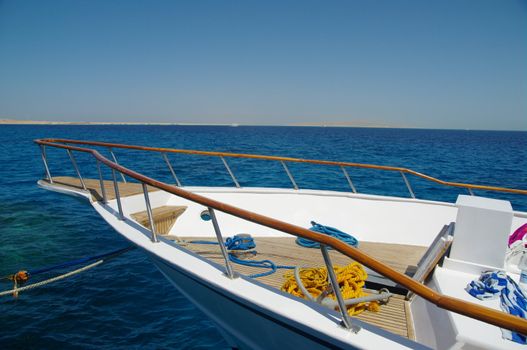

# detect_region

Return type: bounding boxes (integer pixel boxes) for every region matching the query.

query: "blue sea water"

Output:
[0,125,526,349]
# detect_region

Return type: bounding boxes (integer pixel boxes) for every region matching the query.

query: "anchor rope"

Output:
[27,246,135,276]
[0,260,103,297]
[1,246,134,298]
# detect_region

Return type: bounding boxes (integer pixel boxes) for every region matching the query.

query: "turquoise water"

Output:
[1,125,526,349]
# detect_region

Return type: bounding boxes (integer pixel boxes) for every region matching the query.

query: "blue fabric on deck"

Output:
[466,270,527,344]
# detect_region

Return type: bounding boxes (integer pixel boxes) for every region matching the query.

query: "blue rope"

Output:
[229,254,295,278]
[189,235,256,251]
[187,240,220,245]
[189,235,294,278]
[225,235,256,251]
[27,246,135,276]
[296,221,359,249]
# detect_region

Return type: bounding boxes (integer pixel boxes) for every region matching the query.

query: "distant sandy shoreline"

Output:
[2,119,524,131]
[0,119,390,128]
[0,119,217,126]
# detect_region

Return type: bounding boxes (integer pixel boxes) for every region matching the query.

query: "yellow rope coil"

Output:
[281,262,380,316]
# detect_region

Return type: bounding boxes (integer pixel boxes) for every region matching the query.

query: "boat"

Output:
[34,138,527,349]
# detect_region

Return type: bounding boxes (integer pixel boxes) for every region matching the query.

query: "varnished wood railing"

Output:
[34,138,527,335]
[36,138,527,196]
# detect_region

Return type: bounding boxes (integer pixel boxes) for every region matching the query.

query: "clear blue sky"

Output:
[0,0,525,130]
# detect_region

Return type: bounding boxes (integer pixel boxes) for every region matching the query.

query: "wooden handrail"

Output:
[36,138,527,195]
[34,138,527,334]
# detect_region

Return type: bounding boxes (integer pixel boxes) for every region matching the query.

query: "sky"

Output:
[0,0,525,130]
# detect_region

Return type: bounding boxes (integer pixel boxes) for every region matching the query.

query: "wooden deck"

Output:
[179,237,424,339]
[44,176,421,338]
[131,206,187,235]
[42,176,159,201]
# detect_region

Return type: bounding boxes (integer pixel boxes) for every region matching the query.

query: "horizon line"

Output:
[0,118,525,132]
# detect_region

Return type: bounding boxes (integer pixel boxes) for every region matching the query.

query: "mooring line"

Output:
[0,260,103,297]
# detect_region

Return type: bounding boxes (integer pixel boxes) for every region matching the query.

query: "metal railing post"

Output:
[111,168,125,220]
[96,160,108,203]
[109,148,127,183]
[467,188,474,196]
[220,156,240,188]
[67,149,86,190]
[400,171,416,199]
[340,166,357,193]
[208,207,237,279]
[142,183,158,242]
[320,244,361,333]
[40,145,53,183]
[281,161,298,190]
[162,153,182,187]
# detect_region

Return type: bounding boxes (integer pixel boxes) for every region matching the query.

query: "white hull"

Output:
[149,251,421,349]
[38,178,527,349]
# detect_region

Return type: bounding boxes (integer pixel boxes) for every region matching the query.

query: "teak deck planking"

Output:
[131,205,187,235]
[178,236,422,339]
[45,176,420,338]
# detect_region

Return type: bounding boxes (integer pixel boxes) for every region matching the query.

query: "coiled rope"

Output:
[281,262,380,316]
[190,234,256,251]
[188,234,294,278]
[296,221,359,249]
[189,221,359,278]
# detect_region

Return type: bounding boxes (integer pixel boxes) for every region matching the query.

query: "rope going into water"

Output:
[0,260,103,298]
[1,246,134,298]
[26,246,135,277]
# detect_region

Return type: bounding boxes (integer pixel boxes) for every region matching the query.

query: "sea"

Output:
[1,125,526,349]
